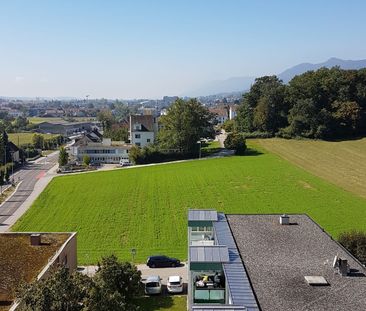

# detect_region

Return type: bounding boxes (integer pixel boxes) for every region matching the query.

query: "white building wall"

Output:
[131,131,154,148]
[75,146,130,164]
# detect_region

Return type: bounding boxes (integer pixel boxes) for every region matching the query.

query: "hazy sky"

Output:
[1,0,366,99]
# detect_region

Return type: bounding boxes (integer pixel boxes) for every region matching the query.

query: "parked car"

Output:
[144,275,162,295]
[167,275,183,293]
[147,255,181,268]
[119,159,132,167]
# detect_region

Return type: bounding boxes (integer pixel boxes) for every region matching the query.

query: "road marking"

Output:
[36,171,46,179]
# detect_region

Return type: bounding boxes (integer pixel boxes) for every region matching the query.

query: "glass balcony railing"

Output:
[193,288,225,304]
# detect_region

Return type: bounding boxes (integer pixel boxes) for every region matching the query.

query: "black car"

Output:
[147,255,180,268]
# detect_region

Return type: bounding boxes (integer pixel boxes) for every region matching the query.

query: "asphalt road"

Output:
[0,152,59,227]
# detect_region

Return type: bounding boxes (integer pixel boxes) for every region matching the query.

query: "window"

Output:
[136,143,141,147]
[135,134,141,139]
[147,139,151,143]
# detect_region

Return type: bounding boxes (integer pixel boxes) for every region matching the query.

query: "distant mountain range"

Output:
[278,57,366,83]
[185,57,366,97]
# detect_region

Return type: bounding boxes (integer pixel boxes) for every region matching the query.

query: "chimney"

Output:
[30,234,41,246]
[280,214,289,225]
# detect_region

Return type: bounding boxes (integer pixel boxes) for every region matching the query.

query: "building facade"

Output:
[129,115,157,147]
[70,138,131,164]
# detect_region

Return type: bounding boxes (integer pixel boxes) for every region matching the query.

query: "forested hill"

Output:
[235,67,366,140]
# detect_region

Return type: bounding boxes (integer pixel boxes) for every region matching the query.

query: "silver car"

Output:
[167,275,183,293]
[145,275,162,295]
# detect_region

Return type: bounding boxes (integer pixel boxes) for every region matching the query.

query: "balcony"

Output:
[192,271,226,304]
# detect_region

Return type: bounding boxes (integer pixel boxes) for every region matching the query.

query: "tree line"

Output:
[236,67,366,139]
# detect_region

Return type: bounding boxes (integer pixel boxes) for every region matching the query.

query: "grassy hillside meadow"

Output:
[12,142,366,264]
[255,138,366,198]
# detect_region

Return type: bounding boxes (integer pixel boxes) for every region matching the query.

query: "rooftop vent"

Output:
[304,276,328,286]
[30,233,41,246]
[279,214,289,225]
[333,255,349,276]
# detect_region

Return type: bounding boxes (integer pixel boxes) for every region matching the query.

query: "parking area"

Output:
[79,262,187,286]
[79,262,188,296]
[137,262,187,285]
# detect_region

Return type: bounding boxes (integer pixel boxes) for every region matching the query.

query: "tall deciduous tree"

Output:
[58,146,68,166]
[97,110,115,132]
[17,266,91,311]
[236,76,286,134]
[158,98,215,153]
[84,255,141,311]
[32,134,44,150]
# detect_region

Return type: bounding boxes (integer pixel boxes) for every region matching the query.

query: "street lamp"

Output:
[131,248,136,263]
[197,140,202,159]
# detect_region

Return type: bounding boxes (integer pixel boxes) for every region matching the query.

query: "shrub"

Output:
[241,131,273,139]
[338,230,366,264]
[224,132,247,155]
[83,155,91,166]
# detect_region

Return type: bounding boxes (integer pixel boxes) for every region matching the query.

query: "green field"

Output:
[255,138,366,198]
[8,133,59,146]
[28,117,96,124]
[12,143,366,264]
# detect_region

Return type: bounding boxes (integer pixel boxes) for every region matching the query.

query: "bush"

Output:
[222,119,235,132]
[241,131,273,139]
[83,155,91,166]
[224,132,247,155]
[338,230,366,264]
[129,145,195,165]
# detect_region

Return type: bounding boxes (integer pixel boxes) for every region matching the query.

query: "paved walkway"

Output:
[0,151,59,232]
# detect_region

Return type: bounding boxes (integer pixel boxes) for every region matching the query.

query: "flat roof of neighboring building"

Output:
[188,210,218,222]
[190,245,229,263]
[227,214,366,311]
[0,233,72,310]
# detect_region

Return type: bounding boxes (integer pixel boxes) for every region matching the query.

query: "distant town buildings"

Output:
[209,104,238,125]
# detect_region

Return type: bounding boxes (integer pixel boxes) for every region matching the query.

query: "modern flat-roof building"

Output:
[37,121,100,136]
[70,137,132,164]
[0,232,77,311]
[188,210,366,311]
[188,210,259,311]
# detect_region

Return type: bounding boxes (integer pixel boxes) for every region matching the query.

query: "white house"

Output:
[129,115,157,147]
[209,108,229,125]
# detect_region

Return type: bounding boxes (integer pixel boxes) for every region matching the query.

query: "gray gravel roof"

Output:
[227,214,366,311]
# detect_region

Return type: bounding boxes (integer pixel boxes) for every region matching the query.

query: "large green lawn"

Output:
[12,144,366,264]
[8,133,58,146]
